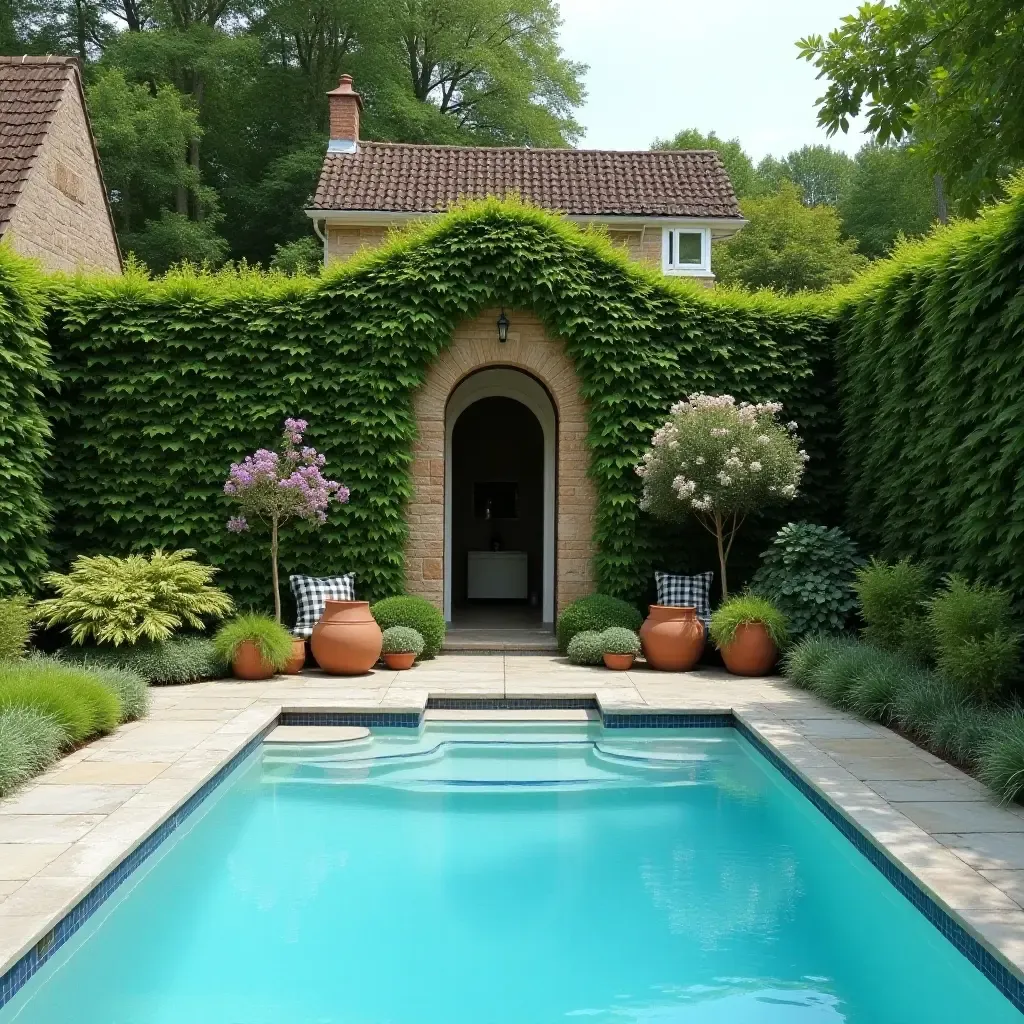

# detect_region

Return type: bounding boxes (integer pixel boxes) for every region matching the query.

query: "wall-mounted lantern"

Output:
[496,308,510,343]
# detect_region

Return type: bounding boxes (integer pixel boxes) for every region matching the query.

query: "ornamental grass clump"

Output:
[381,626,425,657]
[810,639,878,709]
[783,634,852,690]
[598,627,641,656]
[979,711,1024,803]
[709,595,789,650]
[87,666,150,722]
[225,418,349,622]
[636,394,806,597]
[59,637,221,685]
[0,596,33,660]
[213,615,295,671]
[0,707,64,798]
[34,549,233,647]
[845,648,915,724]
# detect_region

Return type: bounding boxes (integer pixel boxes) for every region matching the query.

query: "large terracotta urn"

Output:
[232,640,275,681]
[720,622,778,676]
[639,605,705,671]
[282,637,307,675]
[310,600,383,675]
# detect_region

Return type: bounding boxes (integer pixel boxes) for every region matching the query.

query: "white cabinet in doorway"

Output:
[467,551,528,600]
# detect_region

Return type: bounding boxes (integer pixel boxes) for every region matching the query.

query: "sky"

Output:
[557,0,870,159]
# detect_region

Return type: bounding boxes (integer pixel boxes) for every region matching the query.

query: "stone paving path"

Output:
[2,655,1024,987]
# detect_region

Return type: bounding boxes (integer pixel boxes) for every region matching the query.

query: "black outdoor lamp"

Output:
[496,308,510,343]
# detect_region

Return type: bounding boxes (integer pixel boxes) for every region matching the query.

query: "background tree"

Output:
[797,0,1024,208]
[714,181,867,293]
[753,144,854,206]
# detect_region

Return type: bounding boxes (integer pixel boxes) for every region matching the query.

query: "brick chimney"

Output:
[327,75,361,152]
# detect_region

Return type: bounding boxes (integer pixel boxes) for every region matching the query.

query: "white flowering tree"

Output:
[636,394,807,598]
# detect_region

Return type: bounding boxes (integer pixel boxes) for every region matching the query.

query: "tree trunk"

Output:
[271,514,281,623]
[714,512,729,600]
[934,173,949,225]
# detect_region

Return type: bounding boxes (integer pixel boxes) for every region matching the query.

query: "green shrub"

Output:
[709,594,789,649]
[557,595,642,655]
[749,522,864,638]
[979,711,1024,803]
[381,626,425,657]
[926,701,998,770]
[566,630,605,666]
[87,666,150,722]
[58,637,221,685]
[598,627,641,656]
[890,669,961,740]
[35,549,233,646]
[854,558,933,659]
[0,707,64,797]
[213,615,293,671]
[0,596,33,660]
[783,634,853,689]
[846,648,914,724]
[371,597,446,659]
[0,658,122,744]
[929,575,1021,701]
[811,639,878,709]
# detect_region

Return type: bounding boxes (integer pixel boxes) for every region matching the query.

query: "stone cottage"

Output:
[0,55,120,274]
[308,76,744,637]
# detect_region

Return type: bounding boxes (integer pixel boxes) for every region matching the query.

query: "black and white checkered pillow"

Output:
[289,574,355,637]
[655,571,713,628]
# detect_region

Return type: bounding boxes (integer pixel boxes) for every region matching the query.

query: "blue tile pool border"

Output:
[3,704,1022,1016]
[0,720,276,1010]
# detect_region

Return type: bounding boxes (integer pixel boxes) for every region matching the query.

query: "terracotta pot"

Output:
[384,652,416,670]
[603,652,634,671]
[310,600,383,675]
[232,640,275,680]
[282,637,306,675]
[720,621,778,676]
[639,605,705,671]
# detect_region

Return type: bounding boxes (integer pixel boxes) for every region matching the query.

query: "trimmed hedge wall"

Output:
[0,249,51,594]
[838,177,1024,604]
[36,200,840,610]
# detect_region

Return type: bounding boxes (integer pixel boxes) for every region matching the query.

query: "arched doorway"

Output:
[444,368,556,626]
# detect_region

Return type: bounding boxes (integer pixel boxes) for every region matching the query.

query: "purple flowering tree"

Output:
[224,418,350,622]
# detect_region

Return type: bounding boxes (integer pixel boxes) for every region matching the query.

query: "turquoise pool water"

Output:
[3,723,1021,1023]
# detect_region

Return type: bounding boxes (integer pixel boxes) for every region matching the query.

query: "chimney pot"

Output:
[328,74,362,150]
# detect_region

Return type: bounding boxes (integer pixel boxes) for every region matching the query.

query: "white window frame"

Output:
[662,226,712,275]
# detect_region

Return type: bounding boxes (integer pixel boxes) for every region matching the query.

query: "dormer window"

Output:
[663,227,711,275]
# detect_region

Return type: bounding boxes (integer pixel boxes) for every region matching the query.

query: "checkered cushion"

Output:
[289,574,355,637]
[655,571,713,628]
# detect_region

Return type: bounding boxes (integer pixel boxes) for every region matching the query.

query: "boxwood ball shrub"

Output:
[598,627,641,656]
[749,522,863,639]
[0,707,64,798]
[709,594,789,650]
[58,637,221,685]
[566,630,605,666]
[0,658,122,745]
[381,626,425,657]
[854,558,933,662]
[371,597,446,659]
[213,614,294,671]
[928,575,1021,702]
[557,595,642,655]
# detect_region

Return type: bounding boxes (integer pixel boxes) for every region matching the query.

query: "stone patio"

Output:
[3,655,1024,994]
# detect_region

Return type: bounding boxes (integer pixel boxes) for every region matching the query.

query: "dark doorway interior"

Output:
[451,396,544,625]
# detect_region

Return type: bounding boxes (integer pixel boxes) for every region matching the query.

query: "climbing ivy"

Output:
[39,199,840,610]
[0,248,51,593]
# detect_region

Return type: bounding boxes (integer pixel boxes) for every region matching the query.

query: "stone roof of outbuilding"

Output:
[311,142,742,219]
[0,55,116,243]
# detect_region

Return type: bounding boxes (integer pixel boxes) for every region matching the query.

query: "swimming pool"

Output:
[2,722,1020,1023]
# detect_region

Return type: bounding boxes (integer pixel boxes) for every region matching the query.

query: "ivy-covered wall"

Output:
[0,248,51,594]
[34,201,841,611]
[838,177,1024,604]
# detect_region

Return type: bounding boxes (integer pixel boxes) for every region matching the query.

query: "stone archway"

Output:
[404,307,597,621]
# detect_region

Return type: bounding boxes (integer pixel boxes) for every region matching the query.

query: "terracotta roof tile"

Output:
[312,143,741,219]
[0,55,78,235]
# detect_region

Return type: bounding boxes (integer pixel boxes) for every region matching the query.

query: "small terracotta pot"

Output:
[384,652,416,670]
[639,605,705,671]
[310,600,383,675]
[603,652,634,671]
[232,640,275,680]
[720,621,778,676]
[282,637,306,675]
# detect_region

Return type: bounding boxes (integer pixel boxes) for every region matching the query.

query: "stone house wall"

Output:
[5,79,120,274]
[326,225,390,262]
[404,308,597,617]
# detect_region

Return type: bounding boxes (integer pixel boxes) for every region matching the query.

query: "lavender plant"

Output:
[224,418,349,622]
[636,394,806,597]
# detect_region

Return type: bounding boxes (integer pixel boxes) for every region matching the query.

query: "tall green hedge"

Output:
[838,176,1024,603]
[38,200,839,610]
[0,248,51,593]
